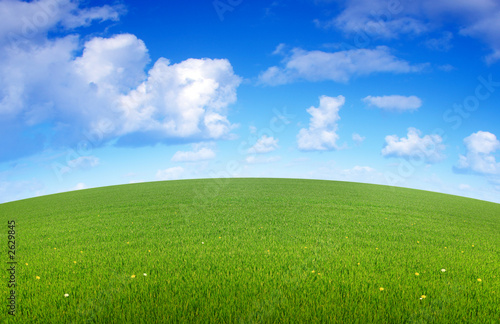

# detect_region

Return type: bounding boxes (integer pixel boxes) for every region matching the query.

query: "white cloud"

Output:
[352,133,366,144]
[171,147,216,162]
[245,155,281,164]
[297,95,344,151]
[248,135,279,154]
[456,131,500,174]
[0,9,242,162]
[60,3,122,29]
[463,131,500,154]
[363,95,422,112]
[322,0,500,62]
[73,34,149,94]
[259,66,291,86]
[259,46,426,85]
[117,57,241,140]
[382,128,446,163]
[156,167,184,181]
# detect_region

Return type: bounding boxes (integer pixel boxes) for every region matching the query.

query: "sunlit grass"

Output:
[1,178,499,323]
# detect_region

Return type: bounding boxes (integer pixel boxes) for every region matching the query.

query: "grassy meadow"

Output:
[1,178,499,323]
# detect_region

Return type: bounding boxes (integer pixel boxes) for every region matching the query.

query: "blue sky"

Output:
[1,0,500,204]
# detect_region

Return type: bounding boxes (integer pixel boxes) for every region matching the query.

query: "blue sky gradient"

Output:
[1,0,500,203]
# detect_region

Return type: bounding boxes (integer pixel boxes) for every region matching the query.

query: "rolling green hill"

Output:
[1,178,499,323]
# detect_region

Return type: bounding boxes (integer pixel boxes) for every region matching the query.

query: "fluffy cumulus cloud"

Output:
[259,46,426,85]
[171,144,216,162]
[297,95,344,151]
[0,0,241,162]
[248,135,279,154]
[382,128,446,163]
[321,0,500,62]
[455,131,500,175]
[363,95,422,112]
[156,167,184,181]
[73,34,149,94]
[117,57,241,142]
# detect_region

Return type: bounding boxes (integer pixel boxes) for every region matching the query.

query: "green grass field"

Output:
[1,178,499,323]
